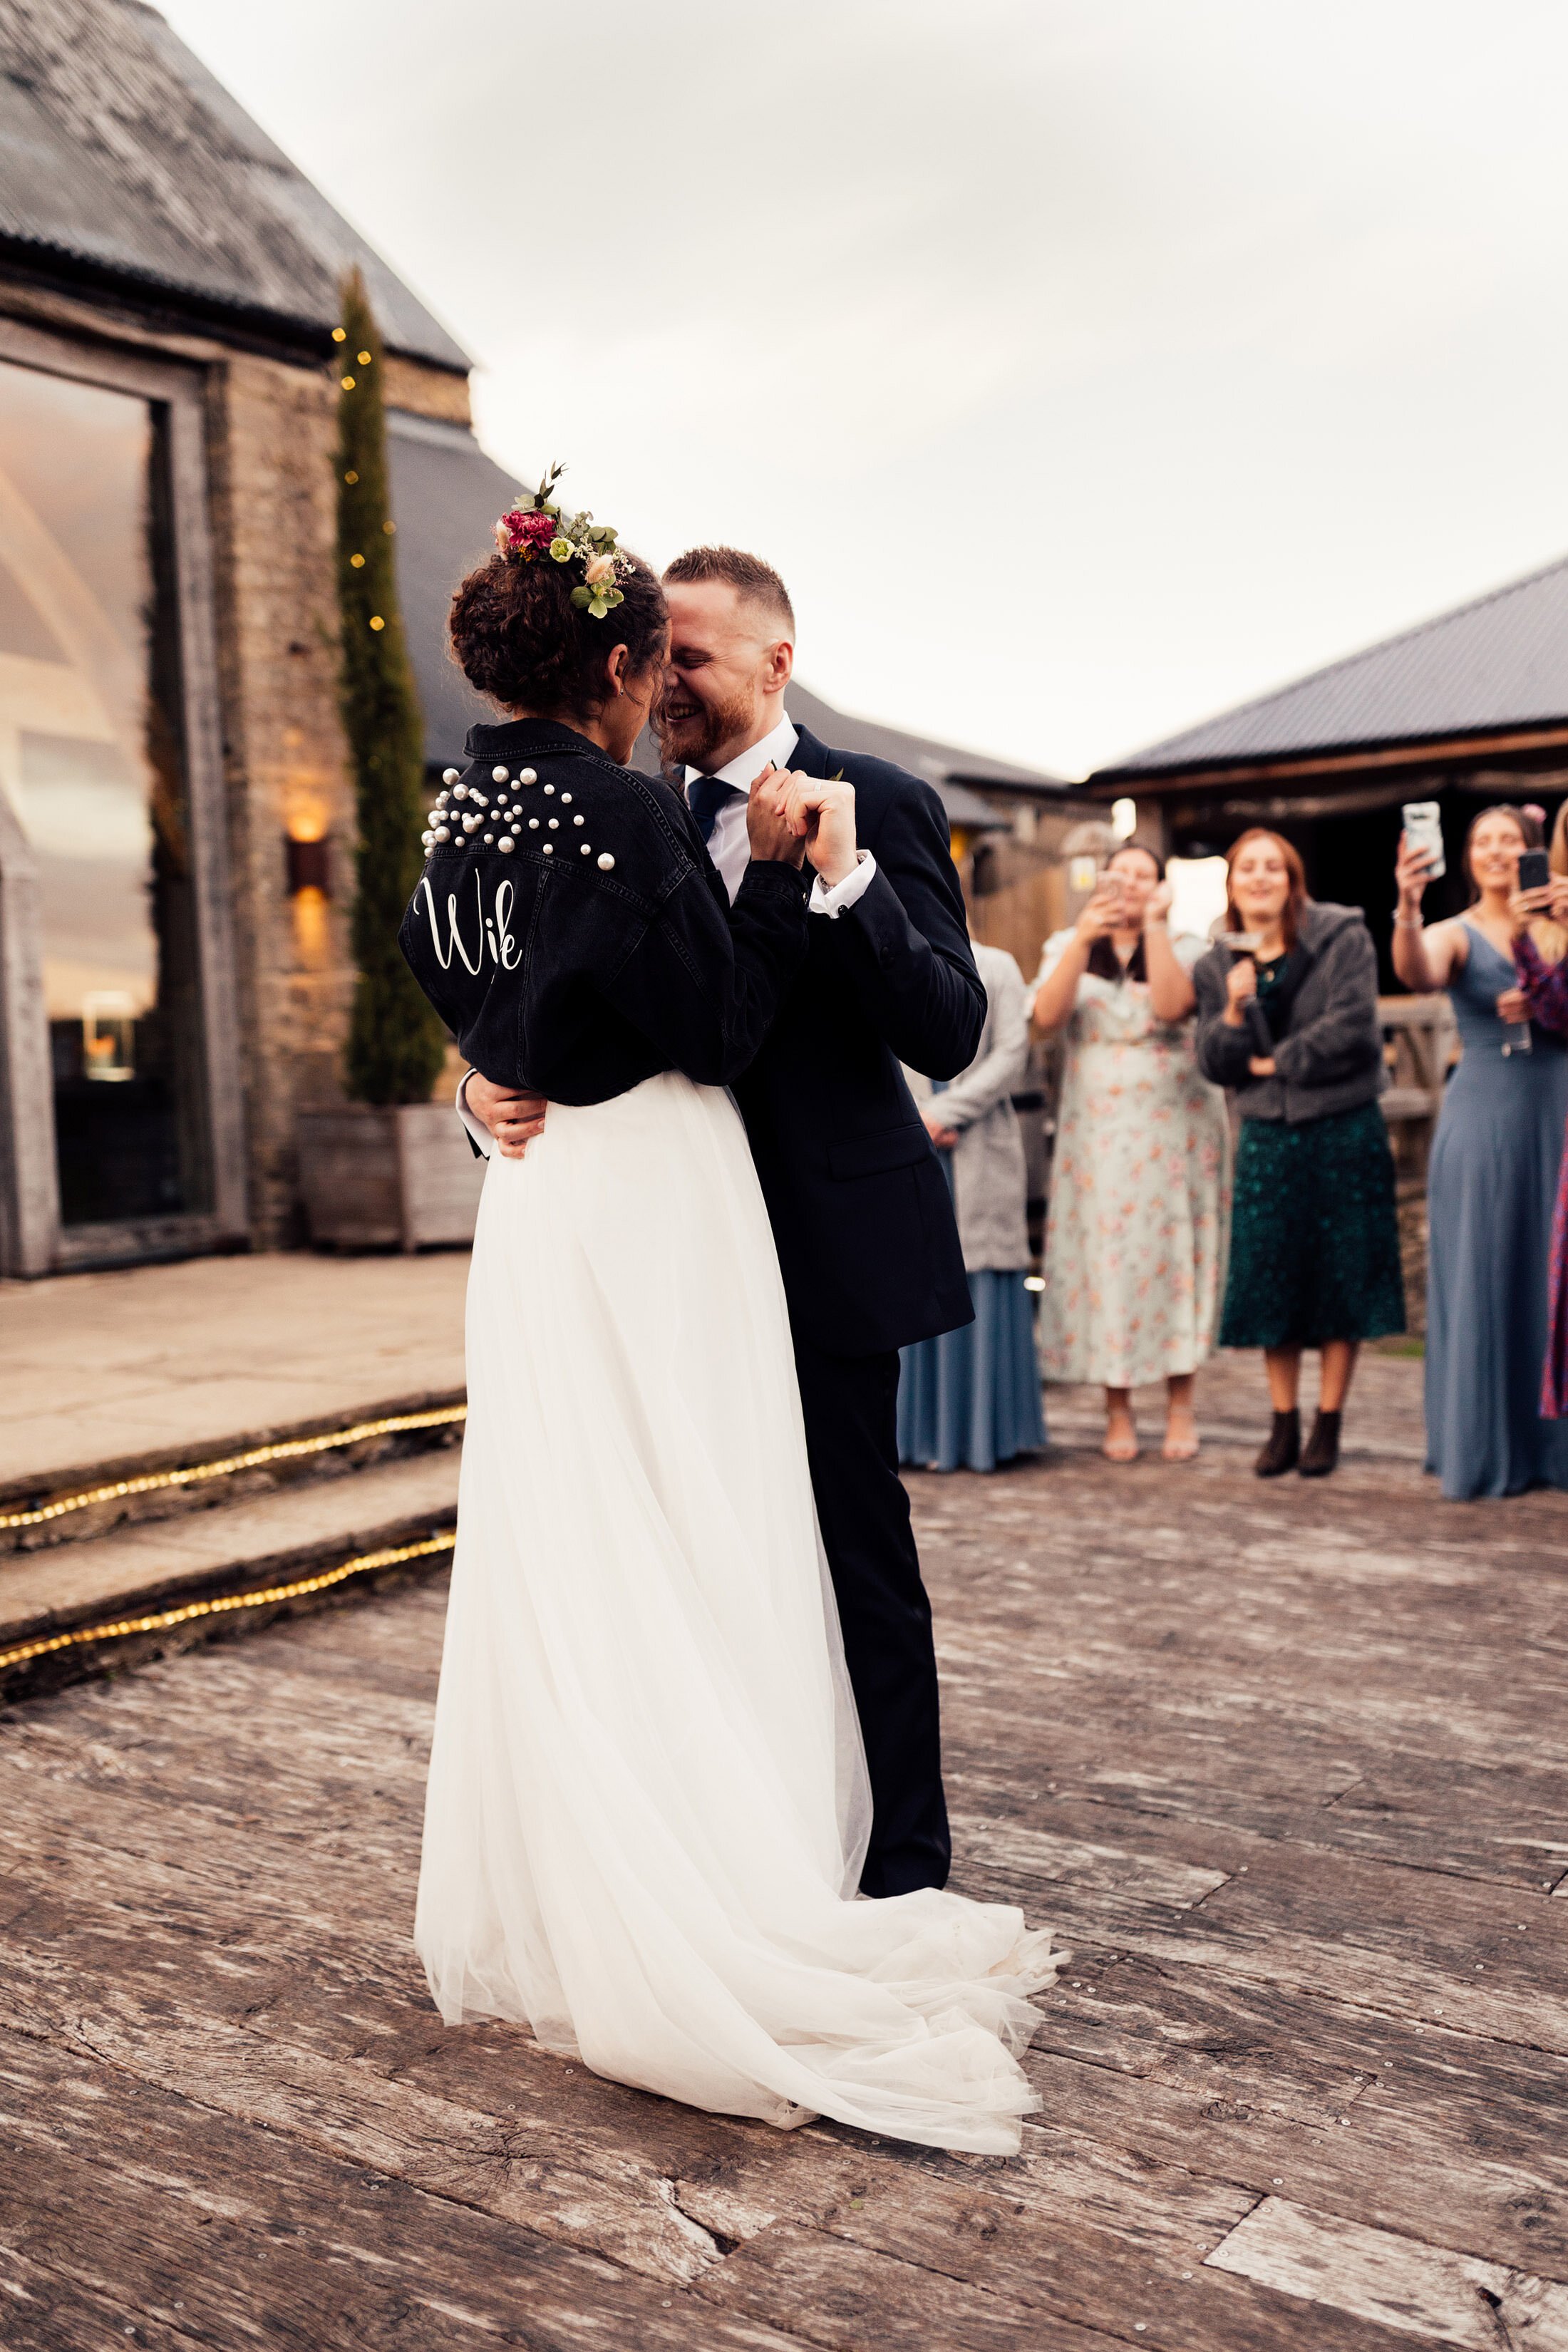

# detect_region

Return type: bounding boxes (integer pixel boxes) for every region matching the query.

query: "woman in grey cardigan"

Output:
[898,942,1046,1472]
[1194,830,1404,1478]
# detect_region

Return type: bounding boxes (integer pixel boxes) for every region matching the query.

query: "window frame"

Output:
[0,315,247,1274]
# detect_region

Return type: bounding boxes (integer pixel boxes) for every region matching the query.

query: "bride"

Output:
[398,481,1060,2153]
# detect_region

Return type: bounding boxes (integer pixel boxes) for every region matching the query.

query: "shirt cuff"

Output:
[456,1068,494,1159]
[809,850,877,919]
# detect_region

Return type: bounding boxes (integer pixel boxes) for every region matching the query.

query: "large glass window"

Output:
[0,359,210,1225]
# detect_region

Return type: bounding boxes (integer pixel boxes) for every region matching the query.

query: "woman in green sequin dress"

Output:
[1192,830,1404,1478]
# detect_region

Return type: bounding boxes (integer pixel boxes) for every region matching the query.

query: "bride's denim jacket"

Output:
[399,718,810,1103]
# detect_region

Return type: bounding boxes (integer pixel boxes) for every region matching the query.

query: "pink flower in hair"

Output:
[496,507,557,559]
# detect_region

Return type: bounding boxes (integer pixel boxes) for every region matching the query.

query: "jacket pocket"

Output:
[827,1125,931,1180]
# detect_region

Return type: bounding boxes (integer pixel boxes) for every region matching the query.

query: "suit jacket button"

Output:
[880,944,896,966]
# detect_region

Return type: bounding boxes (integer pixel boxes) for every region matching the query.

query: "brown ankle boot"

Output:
[1254,1408,1300,1477]
[1299,1409,1342,1477]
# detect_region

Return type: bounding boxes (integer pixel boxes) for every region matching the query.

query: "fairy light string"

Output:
[0,1404,467,1535]
[0,1530,458,1676]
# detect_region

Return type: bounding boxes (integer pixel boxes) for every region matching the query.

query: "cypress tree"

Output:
[334,269,446,1105]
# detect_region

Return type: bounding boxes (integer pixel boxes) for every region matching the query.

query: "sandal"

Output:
[1162,1408,1200,1463]
[1103,1408,1140,1464]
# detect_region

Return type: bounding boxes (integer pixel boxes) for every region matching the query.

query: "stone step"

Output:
[0,1392,465,1556]
[0,1446,461,1706]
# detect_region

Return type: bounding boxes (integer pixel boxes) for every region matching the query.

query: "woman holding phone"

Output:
[1393,803,1568,1497]
[1031,841,1230,1463]
[1193,830,1403,1478]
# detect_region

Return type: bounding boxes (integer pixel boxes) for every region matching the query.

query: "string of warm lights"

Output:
[0,1405,468,1535]
[0,1529,458,1676]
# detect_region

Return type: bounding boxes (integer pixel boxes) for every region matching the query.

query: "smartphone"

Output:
[1520,849,1551,893]
[1401,801,1446,882]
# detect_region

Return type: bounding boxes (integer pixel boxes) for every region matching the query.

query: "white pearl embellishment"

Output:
[453,783,468,800]
[597,852,615,871]
[520,768,537,785]
[548,817,558,830]
[434,826,450,841]
[544,783,555,795]
[561,793,573,805]
[573,814,584,826]
[528,817,540,830]
[580,842,592,855]
[542,842,554,855]
[499,837,514,852]
[442,768,460,785]
[492,765,508,783]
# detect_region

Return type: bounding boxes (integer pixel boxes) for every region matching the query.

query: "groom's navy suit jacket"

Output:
[726,723,983,1358]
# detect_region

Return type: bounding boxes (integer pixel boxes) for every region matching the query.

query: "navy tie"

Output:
[687,773,739,845]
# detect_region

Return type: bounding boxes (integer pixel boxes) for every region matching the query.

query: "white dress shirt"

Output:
[459,706,876,1153]
[686,708,877,917]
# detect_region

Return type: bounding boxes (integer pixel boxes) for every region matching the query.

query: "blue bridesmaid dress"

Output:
[1425,925,1568,1498]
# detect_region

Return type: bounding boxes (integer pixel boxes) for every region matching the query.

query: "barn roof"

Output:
[1099,552,1568,781]
[0,0,468,367]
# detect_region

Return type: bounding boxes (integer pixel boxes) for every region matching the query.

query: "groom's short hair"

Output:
[664,547,795,637]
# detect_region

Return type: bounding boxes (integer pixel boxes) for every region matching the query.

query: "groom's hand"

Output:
[783,773,858,888]
[466,1072,548,1160]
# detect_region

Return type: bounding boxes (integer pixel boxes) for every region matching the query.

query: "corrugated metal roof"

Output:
[386,414,1053,826]
[0,0,469,368]
[1106,552,1568,776]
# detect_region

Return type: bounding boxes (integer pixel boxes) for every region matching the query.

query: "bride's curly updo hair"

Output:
[448,546,667,721]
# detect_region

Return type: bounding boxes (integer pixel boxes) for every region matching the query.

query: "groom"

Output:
[463,547,985,1898]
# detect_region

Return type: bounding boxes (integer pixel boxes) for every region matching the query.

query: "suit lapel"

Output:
[787,723,832,780]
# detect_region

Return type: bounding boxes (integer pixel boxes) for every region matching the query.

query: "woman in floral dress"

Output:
[1031,844,1231,1463]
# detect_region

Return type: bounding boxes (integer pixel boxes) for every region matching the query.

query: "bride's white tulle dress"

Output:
[415,1069,1061,2152]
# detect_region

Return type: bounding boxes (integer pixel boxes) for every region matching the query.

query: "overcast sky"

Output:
[162,0,1568,778]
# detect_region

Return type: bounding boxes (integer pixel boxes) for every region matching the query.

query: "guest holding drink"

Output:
[1031,842,1230,1464]
[899,944,1046,1472]
[1396,805,1568,1495]
[1194,830,1403,1479]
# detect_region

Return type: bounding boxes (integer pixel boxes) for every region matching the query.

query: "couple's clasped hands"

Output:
[469,763,857,1158]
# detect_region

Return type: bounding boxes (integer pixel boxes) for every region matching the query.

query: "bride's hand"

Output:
[746,765,807,867]
[466,1071,548,1160]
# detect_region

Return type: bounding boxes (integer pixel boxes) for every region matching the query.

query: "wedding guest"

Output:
[1395,805,1568,1495]
[1194,829,1403,1478]
[1030,842,1230,1464]
[1515,825,1568,1418]
[899,943,1046,1472]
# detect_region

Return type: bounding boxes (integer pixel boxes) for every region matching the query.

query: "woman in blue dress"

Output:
[898,942,1046,1472]
[1393,804,1568,1499]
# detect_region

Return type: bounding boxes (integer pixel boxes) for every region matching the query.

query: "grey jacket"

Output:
[1194,901,1386,1124]
[904,943,1032,1271]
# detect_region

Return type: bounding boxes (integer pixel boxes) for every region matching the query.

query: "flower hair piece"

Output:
[494,462,629,619]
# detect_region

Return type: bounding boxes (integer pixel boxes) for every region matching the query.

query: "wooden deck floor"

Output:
[3,1423,1566,2351]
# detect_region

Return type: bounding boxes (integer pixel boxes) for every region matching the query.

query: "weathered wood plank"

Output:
[693,2212,1457,2352]
[0,2032,819,2352]
[1207,2197,1568,2349]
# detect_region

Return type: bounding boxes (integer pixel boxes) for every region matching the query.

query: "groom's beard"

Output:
[658,683,758,773]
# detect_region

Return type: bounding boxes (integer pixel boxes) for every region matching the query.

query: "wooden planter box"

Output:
[297,1103,485,1251]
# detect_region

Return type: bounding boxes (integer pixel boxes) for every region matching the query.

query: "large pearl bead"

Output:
[498,837,515,853]
[442,768,460,785]
[519,768,537,785]
[492,765,510,783]
[435,826,450,841]
[597,852,616,871]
